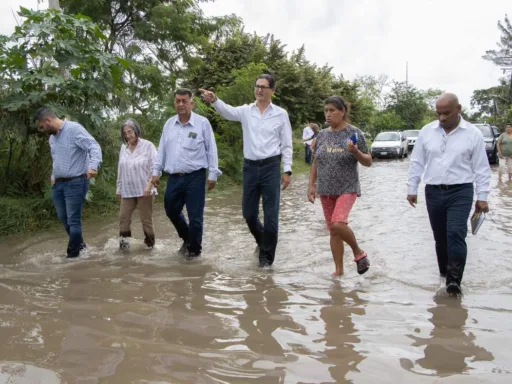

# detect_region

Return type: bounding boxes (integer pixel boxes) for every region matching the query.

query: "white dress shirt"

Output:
[407,117,491,201]
[212,99,293,173]
[152,112,222,181]
[117,138,157,198]
[303,125,314,145]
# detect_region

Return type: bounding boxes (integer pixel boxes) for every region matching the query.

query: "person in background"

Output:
[308,96,372,277]
[497,122,512,182]
[33,106,102,258]
[303,122,314,165]
[305,123,320,157]
[199,74,293,268]
[116,118,158,250]
[151,88,221,258]
[407,93,490,296]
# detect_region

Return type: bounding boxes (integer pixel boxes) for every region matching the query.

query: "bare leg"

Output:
[330,231,344,276]
[331,222,363,257]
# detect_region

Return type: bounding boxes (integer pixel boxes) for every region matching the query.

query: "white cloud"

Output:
[202,0,510,110]
[1,0,508,110]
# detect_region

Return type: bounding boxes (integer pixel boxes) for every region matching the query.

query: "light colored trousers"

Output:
[119,196,155,247]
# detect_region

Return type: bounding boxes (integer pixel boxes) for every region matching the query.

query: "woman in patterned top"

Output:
[116,119,158,250]
[307,96,372,276]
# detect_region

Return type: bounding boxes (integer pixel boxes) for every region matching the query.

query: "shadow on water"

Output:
[1,159,512,383]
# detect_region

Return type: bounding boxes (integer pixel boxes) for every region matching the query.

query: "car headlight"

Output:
[485,142,493,149]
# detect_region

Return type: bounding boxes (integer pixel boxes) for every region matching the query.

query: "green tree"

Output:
[384,82,428,129]
[60,0,240,113]
[368,111,404,136]
[483,14,512,67]
[0,8,126,195]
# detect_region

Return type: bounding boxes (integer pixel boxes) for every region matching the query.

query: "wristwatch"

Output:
[284,171,292,176]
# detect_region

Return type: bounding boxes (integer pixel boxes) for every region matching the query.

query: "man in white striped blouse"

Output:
[151,89,221,258]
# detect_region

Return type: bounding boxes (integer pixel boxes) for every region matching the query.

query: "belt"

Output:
[427,183,470,190]
[169,168,205,177]
[244,154,281,166]
[55,174,87,183]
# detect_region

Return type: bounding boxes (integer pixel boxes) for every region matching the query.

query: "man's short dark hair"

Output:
[506,122,512,126]
[256,74,276,89]
[174,88,193,98]
[33,106,57,123]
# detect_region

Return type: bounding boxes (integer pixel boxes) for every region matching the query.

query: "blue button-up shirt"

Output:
[152,112,222,181]
[50,120,102,181]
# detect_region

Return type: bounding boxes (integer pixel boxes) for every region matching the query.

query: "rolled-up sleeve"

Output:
[203,119,222,181]
[75,127,102,171]
[407,132,426,195]
[472,132,491,201]
[280,110,293,173]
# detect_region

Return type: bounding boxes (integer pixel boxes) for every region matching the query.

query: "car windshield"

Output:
[403,130,419,137]
[474,124,493,138]
[375,132,399,141]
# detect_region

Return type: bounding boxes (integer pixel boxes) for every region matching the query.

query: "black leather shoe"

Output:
[446,282,462,296]
[179,241,189,256]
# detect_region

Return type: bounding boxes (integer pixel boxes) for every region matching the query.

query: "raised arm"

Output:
[199,88,243,122]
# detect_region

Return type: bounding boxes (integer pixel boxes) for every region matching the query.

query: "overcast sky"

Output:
[1,0,509,110]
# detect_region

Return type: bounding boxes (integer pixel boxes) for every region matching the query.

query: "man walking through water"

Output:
[200,74,293,268]
[407,93,490,295]
[151,89,221,258]
[33,106,102,258]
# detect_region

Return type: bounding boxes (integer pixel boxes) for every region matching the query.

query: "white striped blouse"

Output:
[116,138,158,198]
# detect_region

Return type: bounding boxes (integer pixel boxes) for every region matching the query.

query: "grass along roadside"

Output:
[0,144,311,238]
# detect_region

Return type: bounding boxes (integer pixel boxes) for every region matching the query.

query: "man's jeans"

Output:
[164,169,206,255]
[52,177,89,257]
[242,155,281,265]
[425,183,473,286]
[305,144,312,164]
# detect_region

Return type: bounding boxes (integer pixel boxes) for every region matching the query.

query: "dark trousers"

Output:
[51,177,89,257]
[242,155,281,265]
[305,144,312,164]
[425,183,473,286]
[164,169,206,254]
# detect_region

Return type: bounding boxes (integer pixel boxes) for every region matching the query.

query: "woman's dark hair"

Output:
[255,74,276,89]
[324,96,351,122]
[121,118,141,144]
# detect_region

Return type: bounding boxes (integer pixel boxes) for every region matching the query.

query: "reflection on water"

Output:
[1,159,512,383]
[402,295,494,377]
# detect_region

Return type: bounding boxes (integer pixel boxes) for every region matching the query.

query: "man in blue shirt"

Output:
[151,89,221,258]
[33,106,102,258]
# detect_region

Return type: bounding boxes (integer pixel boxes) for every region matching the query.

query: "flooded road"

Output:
[1,158,512,383]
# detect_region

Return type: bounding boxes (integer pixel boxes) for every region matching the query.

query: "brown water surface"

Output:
[1,159,511,383]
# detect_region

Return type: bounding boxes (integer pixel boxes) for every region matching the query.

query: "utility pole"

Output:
[406,61,408,86]
[48,0,60,10]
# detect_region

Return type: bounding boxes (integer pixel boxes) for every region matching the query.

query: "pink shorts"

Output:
[320,193,357,231]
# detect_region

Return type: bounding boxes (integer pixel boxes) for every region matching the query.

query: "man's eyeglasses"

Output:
[254,85,271,90]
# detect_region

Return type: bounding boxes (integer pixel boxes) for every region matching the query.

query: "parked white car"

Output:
[371,131,408,159]
[402,129,420,149]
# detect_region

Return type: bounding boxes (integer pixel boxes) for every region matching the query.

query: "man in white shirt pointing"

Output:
[407,93,490,296]
[200,74,293,267]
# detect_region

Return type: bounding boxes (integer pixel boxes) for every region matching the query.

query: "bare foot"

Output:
[332,270,344,277]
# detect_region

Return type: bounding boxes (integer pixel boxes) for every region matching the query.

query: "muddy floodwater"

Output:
[1,158,511,383]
